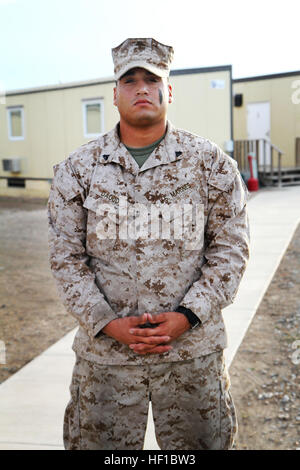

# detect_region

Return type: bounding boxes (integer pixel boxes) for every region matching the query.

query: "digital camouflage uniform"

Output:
[48,121,250,449]
[111,37,174,80]
[63,351,236,450]
[48,121,250,366]
[47,38,250,450]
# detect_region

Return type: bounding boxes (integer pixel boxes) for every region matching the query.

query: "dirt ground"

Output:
[0,196,299,450]
[0,197,78,381]
[230,218,300,450]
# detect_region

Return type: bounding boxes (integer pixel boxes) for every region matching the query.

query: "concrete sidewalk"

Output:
[0,185,300,450]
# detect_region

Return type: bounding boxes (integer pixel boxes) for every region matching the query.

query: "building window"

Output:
[82,99,104,138]
[7,106,25,140]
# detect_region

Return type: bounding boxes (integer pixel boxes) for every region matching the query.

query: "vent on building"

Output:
[234,94,243,107]
[8,178,25,188]
[2,158,22,172]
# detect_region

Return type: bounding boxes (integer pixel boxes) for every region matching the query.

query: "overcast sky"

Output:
[0,0,299,92]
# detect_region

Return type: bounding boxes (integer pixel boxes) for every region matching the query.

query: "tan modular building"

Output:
[233,70,300,184]
[0,66,233,198]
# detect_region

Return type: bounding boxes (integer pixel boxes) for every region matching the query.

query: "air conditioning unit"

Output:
[2,158,22,173]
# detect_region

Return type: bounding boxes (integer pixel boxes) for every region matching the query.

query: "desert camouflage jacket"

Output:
[47,121,250,365]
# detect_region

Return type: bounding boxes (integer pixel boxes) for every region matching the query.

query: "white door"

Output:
[247,102,271,166]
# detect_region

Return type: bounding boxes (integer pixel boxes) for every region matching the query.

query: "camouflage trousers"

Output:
[63,350,237,450]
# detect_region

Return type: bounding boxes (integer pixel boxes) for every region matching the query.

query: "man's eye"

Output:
[124,79,134,84]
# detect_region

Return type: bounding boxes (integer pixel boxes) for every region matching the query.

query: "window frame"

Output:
[7,106,25,141]
[82,98,104,138]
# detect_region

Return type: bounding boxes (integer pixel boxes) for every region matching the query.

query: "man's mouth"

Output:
[134,99,152,106]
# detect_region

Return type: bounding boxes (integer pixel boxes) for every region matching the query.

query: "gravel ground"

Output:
[230,220,300,450]
[0,196,299,449]
[0,197,77,382]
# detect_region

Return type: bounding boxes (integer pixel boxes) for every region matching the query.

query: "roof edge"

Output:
[5,65,232,97]
[233,69,300,83]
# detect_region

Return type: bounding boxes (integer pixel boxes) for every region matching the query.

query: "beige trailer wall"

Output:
[0,68,232,196]
[233,73,300,168]
[168,69,232,148]
[0,81,118,180]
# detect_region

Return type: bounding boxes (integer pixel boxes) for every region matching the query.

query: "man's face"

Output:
[113,67,172,128]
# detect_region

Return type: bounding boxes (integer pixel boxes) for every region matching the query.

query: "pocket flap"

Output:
[83,194,102,212]
[208,156,238,192]
[83,192,125,225]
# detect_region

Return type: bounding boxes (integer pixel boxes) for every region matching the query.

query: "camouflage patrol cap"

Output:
[112,38,174,80]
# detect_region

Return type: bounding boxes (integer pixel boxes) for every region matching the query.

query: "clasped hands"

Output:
[102,312,190,355]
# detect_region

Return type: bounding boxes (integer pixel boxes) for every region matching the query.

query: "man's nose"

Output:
[136,81,149,94]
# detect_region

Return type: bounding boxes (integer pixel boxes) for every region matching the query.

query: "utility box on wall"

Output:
[2,158,22,173]
[234,94,243,107]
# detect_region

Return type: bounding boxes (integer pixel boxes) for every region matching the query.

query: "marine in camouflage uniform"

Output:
[47,38,250,450]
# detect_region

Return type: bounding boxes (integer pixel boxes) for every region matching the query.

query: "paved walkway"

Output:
[0,186,300,450]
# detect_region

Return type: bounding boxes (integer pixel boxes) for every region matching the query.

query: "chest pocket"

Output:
[83,191,120,262]
[158,201,205,263]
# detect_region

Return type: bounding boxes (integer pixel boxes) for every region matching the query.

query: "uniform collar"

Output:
[97,121,184,175]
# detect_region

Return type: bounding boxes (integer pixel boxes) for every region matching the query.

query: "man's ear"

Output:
[113,86,117,106]
[168,83,173,104]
